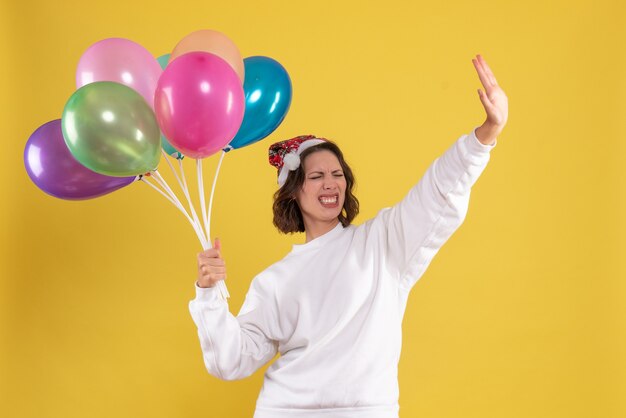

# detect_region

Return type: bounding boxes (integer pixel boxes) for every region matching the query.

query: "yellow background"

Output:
[1,0,624,417]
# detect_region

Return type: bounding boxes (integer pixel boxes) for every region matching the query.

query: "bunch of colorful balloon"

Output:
[24,30,293,300]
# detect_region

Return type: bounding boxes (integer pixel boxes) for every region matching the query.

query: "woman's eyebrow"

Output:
[307,169,343,175]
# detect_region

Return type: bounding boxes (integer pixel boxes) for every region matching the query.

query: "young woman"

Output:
[189,54,508,418]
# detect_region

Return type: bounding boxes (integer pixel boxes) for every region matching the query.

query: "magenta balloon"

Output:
[76,38,162,108]
[24,120,135,200]
[154,52,245,159]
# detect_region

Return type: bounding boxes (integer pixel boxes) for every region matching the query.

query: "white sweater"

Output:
[189,128,495,418]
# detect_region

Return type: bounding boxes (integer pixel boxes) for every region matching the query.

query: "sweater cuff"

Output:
[468,127,497,153]
[193,281,222,303]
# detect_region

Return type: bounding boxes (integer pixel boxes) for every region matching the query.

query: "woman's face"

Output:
[296,150,347,227]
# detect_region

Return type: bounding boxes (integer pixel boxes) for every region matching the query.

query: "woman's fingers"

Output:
[477,89,495,113]
[473,55,499,96]
[201,266,226,275]
[472,57,491,91]
[200,268,226,279]
[198,248,221,259]
[198,272,226,287]
[197,240,227,288]
[197,256,219,270]
[200,268,226,277]
[477,54,498,85]
[198,256,225,266]
[198,261,227,287]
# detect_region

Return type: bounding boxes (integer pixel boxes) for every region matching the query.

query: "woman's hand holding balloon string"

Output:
[473,54,509,145]
[197,238,227,289]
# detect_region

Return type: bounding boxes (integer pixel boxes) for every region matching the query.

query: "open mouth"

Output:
[319,194,339,207]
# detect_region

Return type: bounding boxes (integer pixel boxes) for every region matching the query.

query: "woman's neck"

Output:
[303,218,340,243]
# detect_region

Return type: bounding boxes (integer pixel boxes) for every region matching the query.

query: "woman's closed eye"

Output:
[307,171,343,180]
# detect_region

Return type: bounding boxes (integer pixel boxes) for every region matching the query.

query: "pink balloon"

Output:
[76,38,162,108]
[154,52,245,159]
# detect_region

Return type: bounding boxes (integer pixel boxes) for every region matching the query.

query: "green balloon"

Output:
[62,81,161,177]
[156,53,170,70]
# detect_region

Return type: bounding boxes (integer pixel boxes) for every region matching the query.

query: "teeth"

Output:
[319,196,337,204]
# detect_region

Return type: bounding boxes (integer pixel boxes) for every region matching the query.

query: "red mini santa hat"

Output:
[268,135,327,187]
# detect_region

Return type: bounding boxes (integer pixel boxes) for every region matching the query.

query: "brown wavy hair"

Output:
[273,141,359,234]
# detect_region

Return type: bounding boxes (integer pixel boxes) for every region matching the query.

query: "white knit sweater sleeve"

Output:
[188,278,277,381]
[380,128,495,289]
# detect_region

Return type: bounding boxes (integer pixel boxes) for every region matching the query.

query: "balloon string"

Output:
[161,152,208,245]
[150,169,184,211]
[147,172,207,248]
[140,176,177,206]
[179,158,225,298]
[208,151,227,241]
[198,159,230,299]
[206,151,229,299]
[178,159,190,201]
[156,159,207,247]
[179,159,225,299]
[179,159,202,236]
[197,160,210,243]
[151,170,208,248]
[197,157,230,300]
[161,150,185,194]
[148,158,228,300]
[140,176,208,248]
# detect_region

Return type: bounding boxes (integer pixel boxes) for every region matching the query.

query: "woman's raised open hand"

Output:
[473,54,508,145]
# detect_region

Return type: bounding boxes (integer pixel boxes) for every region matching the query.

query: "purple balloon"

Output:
[76,38,162,108]
[24,120,135,200]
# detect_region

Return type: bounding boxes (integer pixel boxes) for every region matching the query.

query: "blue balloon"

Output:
[161,136,184,159]
[228,56,292,150]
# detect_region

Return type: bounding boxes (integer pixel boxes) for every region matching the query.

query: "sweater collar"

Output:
[291,222,345,254]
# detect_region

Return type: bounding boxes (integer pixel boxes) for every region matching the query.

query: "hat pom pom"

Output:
[283,152,301,171]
